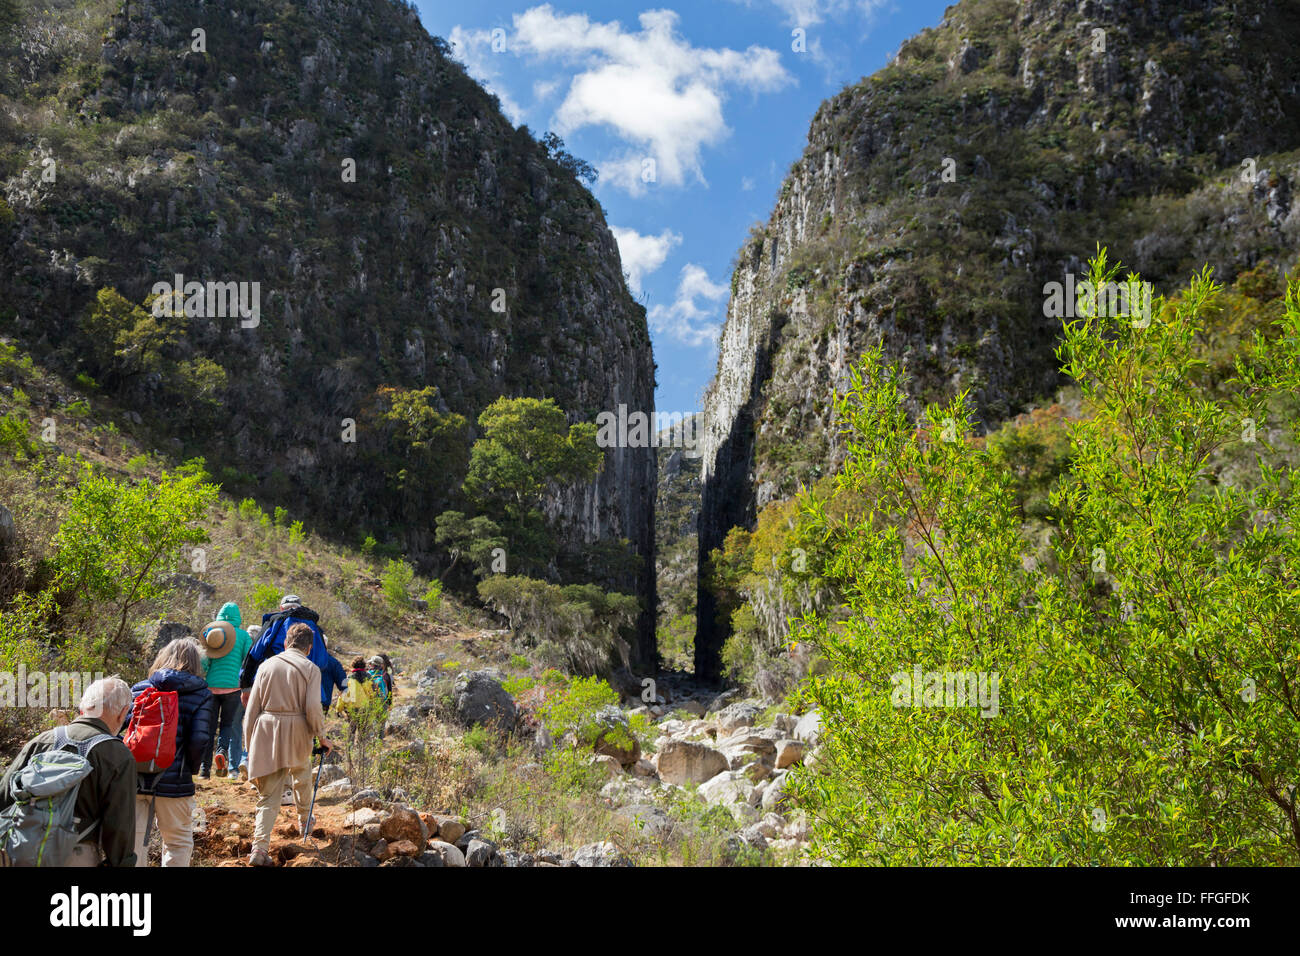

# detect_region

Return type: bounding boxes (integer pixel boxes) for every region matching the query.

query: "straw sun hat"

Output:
[201,619,238,659]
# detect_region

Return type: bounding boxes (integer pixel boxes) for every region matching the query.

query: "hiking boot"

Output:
[298,814,314,836]
[249,846,273,867]
[281,788,295,806]
[214,754,228,777]
[199,769,211,780]
[238,765,249,783]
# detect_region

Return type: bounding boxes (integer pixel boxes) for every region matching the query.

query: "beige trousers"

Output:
[134,794,196,867]
[252,764,312,853]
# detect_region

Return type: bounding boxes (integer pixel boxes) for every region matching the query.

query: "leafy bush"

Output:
[249,583,281,616]
[52,467,218,662]
[382,558,415,609]
[789,252,1300,865]
[477,575,636,675]
[0,413,38,459]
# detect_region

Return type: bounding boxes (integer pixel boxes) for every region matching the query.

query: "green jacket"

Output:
[204,601,252,691]
[0,716,138,866]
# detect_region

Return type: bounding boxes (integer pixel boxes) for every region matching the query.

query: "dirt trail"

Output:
[188,629,469,867]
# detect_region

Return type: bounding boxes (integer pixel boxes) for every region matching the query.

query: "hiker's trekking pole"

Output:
[303,742,327,840]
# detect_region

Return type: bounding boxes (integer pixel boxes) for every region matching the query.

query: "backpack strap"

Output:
[71,734,115,760]
[64,734,116,842]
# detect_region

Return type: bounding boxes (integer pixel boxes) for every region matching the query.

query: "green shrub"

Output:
[789,252,1300,865]
[382,558,415,609]
[52,466,218,662]
[249,583,281,615]
[0,413,37,459]
[477,575,637,675]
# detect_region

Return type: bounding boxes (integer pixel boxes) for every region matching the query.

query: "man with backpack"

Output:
[0,678,138,867]
[240,594,334,709]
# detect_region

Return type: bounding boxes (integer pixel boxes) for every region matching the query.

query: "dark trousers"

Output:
[202,691,244,774]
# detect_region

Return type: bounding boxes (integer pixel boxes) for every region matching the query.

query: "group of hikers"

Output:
[0,593,397,867]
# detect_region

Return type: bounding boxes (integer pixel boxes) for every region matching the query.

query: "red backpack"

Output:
[123,687,179,775]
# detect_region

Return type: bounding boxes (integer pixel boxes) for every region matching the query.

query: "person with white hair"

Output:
[0,677,138,865]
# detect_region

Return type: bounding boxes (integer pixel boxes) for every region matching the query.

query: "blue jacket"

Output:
[322,654,347,708]
[239,605,332,705]
[131,669,216,799]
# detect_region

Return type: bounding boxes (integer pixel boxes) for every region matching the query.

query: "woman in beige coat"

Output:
[243,622,333,866]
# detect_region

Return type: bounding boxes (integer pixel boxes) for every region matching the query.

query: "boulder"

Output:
[590,706,641,767]
[572,841,633,867]
[739,823,769,849]
[147,621,193,656]
[0,503,15,557]
[714,700,764,735]
[464,839,494,867]
[698,770,757,809]
[615,804,674,839]
[344,807,384,829]
[317,778,354,800]
[389,839,421,858]
[761,773,791,811]
[775,739,805,769]
[718,730,778,766]
[600,777,641,807]
[633,757,657,777]
[735,757,773,782]
[371,838,391,861]
[590,754,623,778]
[793,710,822,746]
[432,816,466,845]
[657,739,729,787]
[384,704,421,737]
[317,764,348,785]
[348,789,386,809]
[771,713,798,735]
[677,699,707,718]
[380,807,427,846]
[705,688,743,714]
[362,823,381,844]
[452,670,516,730]
[421,841,466,867]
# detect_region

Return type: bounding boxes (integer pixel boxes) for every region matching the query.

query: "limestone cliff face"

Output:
[0,0,656,663]
[696,0,1300,678]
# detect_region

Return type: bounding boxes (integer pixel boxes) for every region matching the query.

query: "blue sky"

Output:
[412,0,952,415]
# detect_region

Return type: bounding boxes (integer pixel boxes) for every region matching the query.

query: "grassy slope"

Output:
[0,345,783,866]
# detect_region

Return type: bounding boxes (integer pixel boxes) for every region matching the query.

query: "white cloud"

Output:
[532,77,562,102]
[611,226,681,296]
[750,0,891,27]
[649,263,730,347]
[508,6,793,195]
[448,25,527,124]
[741,175,756,191]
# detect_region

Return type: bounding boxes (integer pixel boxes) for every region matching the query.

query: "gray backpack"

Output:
[0,726,114,867]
